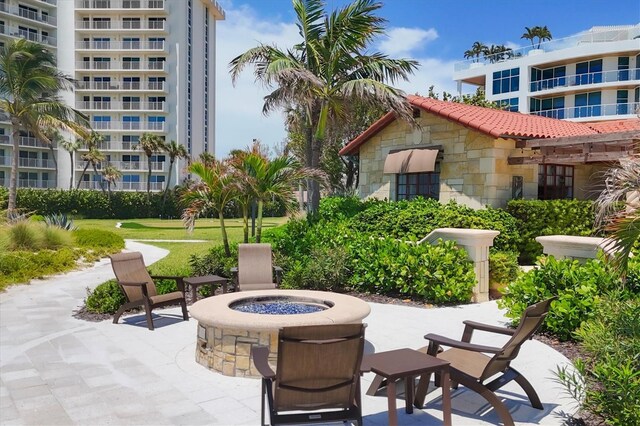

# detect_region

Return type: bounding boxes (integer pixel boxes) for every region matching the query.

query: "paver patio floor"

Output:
[0,241,576,425]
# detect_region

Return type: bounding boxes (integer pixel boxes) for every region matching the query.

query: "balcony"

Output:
[0,3,57,26]
[529,102,639,120]
[75,20,165,31]
[4,179,58,189]
[90,121,165,131]
[75,80,165,92]
[77,101,166,112]
[78,180,164,191]
[75,0,165,10]
[76,40,165,51]
[0,135,55,148]
[0,135,9,145]
[85,140,139,150]
[76,60,166,71]
[0,155,11,166]
[0,25,56,46]
[18,157,56,169]
[531,68,640,92]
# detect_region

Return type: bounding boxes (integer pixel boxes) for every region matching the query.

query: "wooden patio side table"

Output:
[361,348,451,426]
[183,275,228,302]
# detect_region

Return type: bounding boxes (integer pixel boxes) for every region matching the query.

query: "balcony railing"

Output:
[0,135,56,148]
[75,20,165,30]
[90,121,165,131]
[17,157,56,168]
[455,26,640,72]
[89,141,139,150]
[76,0,165,9]
[1,25,56,46]
[75,80,165,91]
[531,68,640,92]
[529,102,639,119]
[75,160,165,171]
[78,180,164,191]
[0,135,9,145]
[76,61,166,71]
[0,4,58,26]
[76,40,165,50]
[77,101,166,111]
[12,179,57,189]
[0,155,11,166]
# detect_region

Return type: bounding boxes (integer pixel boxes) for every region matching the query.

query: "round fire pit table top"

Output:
[189,289,371,330]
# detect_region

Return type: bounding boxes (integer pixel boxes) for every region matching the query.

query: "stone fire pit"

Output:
[189,289,371,377]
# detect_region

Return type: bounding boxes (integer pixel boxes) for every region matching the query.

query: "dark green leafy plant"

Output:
[489,251,520,292]
[84,280,127,314]
[189,243,239,278]
[281,246,350,292]
[44,213,77,231]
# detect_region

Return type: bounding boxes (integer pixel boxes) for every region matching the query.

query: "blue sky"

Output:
[214,0,640,157]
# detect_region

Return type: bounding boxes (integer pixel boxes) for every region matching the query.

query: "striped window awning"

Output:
[383,149,439,174]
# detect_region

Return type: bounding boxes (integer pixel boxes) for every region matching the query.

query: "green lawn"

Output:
[145,241,215,276]
[74,217,288,241]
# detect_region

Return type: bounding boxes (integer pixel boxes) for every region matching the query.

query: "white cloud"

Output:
[378,27,438,57]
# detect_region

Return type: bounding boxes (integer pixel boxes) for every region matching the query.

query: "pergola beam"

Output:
[515,131,640,149]
[508,151,635,165]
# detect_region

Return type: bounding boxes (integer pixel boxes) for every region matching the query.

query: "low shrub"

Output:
[555,295,640,425]
[499,256,620,340]
[42,226,73,250]
[0,248,77,288]
[73,229,124,250]
[8,221,43,251]
[281,246,350,292]
[29,214,44,222]
[489,251,521,294]
[189,243,238,278]
[84,280,126,314]
[44,213,77,231]
[507,199,595,263]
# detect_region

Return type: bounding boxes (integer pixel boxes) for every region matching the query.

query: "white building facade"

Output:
[453,25,640,122]
[0,0,224,191]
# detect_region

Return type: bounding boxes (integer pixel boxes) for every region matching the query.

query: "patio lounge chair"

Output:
[252,323,366,426]
[231,243,283,291]
[109,251,189,331]
[414,298,555,426]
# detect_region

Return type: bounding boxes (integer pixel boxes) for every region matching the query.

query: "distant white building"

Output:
[453,25,640,122]
[0,0,224,191]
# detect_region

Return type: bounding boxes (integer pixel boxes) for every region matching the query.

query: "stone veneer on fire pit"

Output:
[189,289,371,378]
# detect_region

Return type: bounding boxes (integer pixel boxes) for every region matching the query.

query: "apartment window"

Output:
[122,37,140,49]
[148,116,165,130]
[148,17,165,29]
[93,37,110,49]
[122,18,140,29]
[636,54,640,79]
[574,92,601,118]
[123,175,140,182]
[576,59,603,85]
[617,90,629,115]
[93,96,111,109]
[94,57,111,70]
[530,97,565,119]
[618,57,630,81]
[123,0,142,8]
[497,98,519,112]
[122,135,139,149]
[93,76,111,89]
[397,164,441,201]
[538,165,573,200]
[92,17,111,29]
[123,76,140,90]
[148,37,164,49]
[123,96,140,109]
[150,155,165,163]
[148,76,165,90]
[635,87,639,103]
[150,175,165,182]
[148,57,165,70]
[122,116,140,130]
[18,5,38,21]
[530,66,566,91]
[492,68,519,95]
[0,21,5,35]
[122,155,140,162]
[93,115,111,129]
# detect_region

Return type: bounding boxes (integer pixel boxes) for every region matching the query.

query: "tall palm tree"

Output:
[181,160,239,256]
[470,41,488,62]
[536,26,553,49]
[242,154,326,242]
[230,0,418,213]
[0,39,89,213]
[60,138,81,189]
[521,26,553,49]
[102,164,122,198]
[595,155,640,275]
[161,140,188,212]
[198,151,215,166]
[137,132,164,196]
[76,131,104,189]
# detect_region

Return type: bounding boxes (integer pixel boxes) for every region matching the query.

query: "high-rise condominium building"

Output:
[0,0,224,191]
[453,25,639,121]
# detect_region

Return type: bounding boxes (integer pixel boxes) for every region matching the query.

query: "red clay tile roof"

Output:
[586,119,640,133]
[340,95,605,155]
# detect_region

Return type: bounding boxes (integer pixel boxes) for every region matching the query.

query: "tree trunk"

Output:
[161,158,174,216]
[77,162,90,189]
[7,126,21,214]
[48,143,58,179]
[92,163,106,193]
[309,134,322,213]
[241,201,249,243]
[69,152,74,190]
[147,156,152,198]
[255,200,264,243]
[218,210,231,257]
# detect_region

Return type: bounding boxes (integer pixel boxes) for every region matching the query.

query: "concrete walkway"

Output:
[0,241,577,425]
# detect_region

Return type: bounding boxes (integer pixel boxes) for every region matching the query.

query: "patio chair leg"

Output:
[113,306,127,324]
[465,379,515,426]
[180,299,189,321]
[143,300,154,331]
[413,372,432,408]
[513,370,543,409]
[366,374,387,396]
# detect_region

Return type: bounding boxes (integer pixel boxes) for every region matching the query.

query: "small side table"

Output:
[184,275,228,301]
[361,348,451,426]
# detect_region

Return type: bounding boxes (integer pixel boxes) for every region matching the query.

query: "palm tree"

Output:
[102,164,122,198]
[76,131,104,189]
[230,0,418,213]
[595,155,640,275]
[181,159,239,256]
[536,26,553,49]
[162,140,188,210]
[242,154,326,242]
[198,151,215,166]
[521,26,537,48]
[137,133,164,196]
[60,138,81,189]
[470,41,488,62]
[0,39,89,214]
[484,44,513,63]
[521,26,553,49]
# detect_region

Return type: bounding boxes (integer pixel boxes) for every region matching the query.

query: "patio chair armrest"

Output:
[424,333,503,354]
[273,266,283,286]
[150,275,186,292]
[461,320,516,342]
[251,346,275,379]
[230,267,238,292]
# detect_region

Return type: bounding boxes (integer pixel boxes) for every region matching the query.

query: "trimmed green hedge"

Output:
[507,199,595,263]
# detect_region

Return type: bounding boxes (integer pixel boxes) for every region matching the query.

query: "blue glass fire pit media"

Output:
[230,297,330,315]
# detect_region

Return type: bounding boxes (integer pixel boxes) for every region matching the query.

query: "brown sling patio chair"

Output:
[109,251,189,331]
[252,323,366,426]
[230,243,282,291]
[414,298,555,426]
